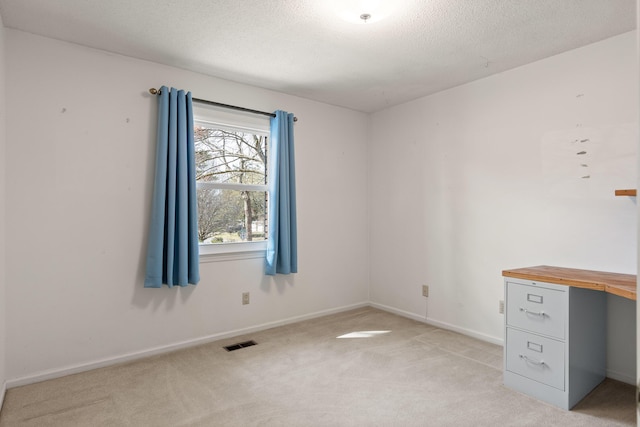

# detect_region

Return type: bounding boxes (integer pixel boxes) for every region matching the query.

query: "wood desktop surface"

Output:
[502,265,636,301]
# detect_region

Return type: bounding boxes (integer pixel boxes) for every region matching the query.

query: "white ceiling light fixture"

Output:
[333,0,397,24]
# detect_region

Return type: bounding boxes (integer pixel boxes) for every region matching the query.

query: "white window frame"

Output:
[193,105,270,262]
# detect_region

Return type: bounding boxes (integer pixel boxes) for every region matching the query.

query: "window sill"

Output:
[199,241,267,263]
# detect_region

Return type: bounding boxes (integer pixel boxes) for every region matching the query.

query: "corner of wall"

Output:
[636,0,640,411]
[0,8,7,412]
[365,112,373,303]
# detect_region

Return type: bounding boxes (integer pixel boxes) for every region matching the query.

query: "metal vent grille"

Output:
[224,340,257,352]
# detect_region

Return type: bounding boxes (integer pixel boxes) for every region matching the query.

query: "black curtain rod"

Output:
[148,88,297,122]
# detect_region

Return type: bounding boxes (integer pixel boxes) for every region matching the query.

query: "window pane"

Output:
[194,123,268,247]
[197,188,267,244]
[194,127,267,185]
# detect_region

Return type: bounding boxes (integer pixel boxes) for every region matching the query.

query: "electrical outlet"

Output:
[499,300,504,314]
[242,292,250,305]
[422,285,429,297]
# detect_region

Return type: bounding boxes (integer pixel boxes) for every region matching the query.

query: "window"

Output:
[193,106,270,258]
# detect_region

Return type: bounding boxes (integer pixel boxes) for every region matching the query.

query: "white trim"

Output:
[369,302,504,346]
[194,116,269,136]
[197,182,267,192]
[4,302,632,390]
[0,381,6,412]
[6,302,369,388]
[606,368,636,385]
[200,249,266,263]
[369,302,428,323]
[193,108,270,258]
[199,241,267,261]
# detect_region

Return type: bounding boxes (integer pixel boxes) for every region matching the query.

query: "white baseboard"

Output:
[370,302,636,385]
[6,300,630,389]
[370,302,504,346]
[606,369,636,386]
[423,317,504,346]
[369,302,428,323]
[7,302,369,388]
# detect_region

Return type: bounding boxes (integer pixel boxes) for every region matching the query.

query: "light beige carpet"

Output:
[0,307,635,426]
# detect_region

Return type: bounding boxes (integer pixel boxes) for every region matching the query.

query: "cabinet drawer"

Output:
[506,281,566,339]
[505,328,565,390]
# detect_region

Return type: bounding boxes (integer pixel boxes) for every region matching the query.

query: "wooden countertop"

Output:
[502,265,636,301]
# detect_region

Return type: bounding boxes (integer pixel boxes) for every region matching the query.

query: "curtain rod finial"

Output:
[149,88,159,95]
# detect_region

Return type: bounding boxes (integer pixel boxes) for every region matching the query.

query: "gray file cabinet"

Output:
[503,277,606,410]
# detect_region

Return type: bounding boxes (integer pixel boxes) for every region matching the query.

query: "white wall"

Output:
[3,26,637,387]
[0,11,7,407]
[4,30,369,384]
[369,32,638,382]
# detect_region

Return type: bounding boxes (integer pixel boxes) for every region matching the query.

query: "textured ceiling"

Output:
[0,0,636,113]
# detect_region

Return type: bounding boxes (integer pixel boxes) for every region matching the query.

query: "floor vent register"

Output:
[224,340,257,352]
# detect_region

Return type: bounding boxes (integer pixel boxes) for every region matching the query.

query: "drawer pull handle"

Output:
[519,354,545,366]
[519,307,546,317]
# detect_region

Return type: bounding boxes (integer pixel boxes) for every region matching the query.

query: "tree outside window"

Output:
[194,124,267,244]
